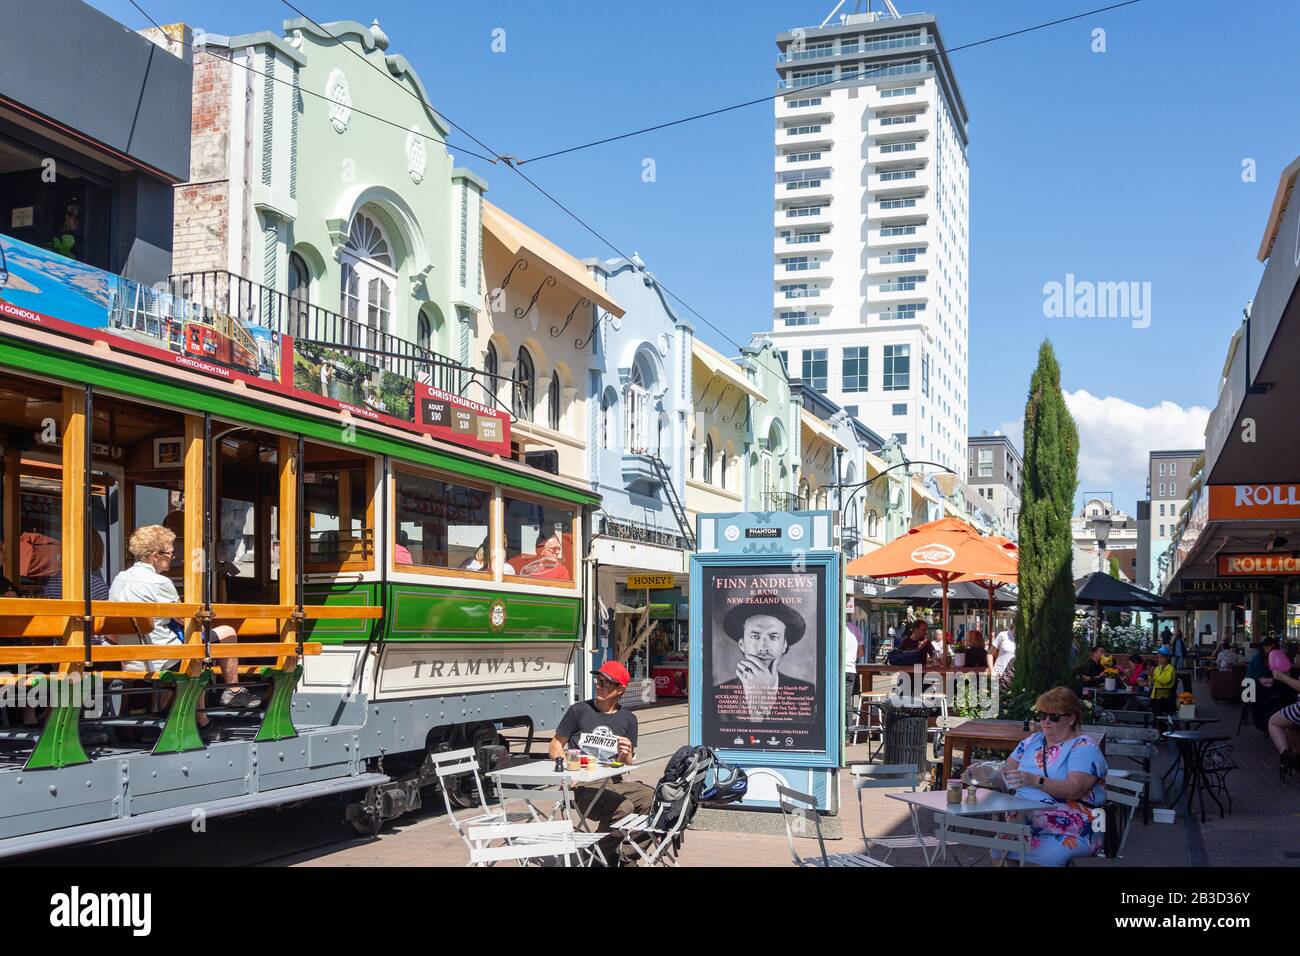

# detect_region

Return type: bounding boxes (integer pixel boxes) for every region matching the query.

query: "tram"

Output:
[0,234,596,855]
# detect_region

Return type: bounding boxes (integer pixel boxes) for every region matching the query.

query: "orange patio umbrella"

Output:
[846,518,1018,659]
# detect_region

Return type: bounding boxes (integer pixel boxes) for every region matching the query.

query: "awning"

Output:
[482,201,624,317]
[800,407,847,451]
[692,340,765,402]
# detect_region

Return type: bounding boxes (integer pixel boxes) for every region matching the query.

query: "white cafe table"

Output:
[489,760,639,864]
[886,788,1046,867]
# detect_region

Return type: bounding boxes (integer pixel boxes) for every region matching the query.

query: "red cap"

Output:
[596,661,630,687]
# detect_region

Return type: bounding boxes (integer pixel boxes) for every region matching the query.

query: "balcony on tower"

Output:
[868,195,930,222]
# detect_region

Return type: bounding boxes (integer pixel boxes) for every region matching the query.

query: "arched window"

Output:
[514,347,535,421]
[484,342,499,407]
[288,252,310,339]
[340,212,395,368]
[548,374,561,430]
[624,362,648,453]
[720,447,729,489]
[417,314,431,352]
[703,436,715,484]
[798,478,810,509]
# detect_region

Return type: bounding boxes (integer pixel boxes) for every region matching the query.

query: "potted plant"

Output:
[951,641,966,668]
[1102,667,1120,692]
[1178,691,1195,719]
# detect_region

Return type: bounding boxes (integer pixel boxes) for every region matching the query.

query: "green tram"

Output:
[0,237,597,855]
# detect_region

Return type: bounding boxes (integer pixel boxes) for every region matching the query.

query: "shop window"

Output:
[304,444,375,570]
[503,496,575,583]
[394,469,492,574]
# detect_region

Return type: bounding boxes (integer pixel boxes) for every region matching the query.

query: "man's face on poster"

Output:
[740,614,789,669]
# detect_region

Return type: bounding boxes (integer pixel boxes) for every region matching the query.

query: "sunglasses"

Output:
[1035,712,1070,723]
[595,676,622,688]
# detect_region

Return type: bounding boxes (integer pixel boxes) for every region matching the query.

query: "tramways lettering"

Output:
[409,655,547,678]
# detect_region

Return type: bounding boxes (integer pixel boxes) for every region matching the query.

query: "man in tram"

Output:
[108,525,260,722]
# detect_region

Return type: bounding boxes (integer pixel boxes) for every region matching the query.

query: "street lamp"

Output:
[1093,514,1113,574]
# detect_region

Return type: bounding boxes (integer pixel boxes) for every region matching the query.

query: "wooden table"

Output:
[939,720,1107,785]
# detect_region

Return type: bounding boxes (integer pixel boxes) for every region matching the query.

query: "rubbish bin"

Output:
[881,700,933,772]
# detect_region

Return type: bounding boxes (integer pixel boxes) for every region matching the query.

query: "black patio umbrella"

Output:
[1074,572,1165,645]
[887,581,1017,606]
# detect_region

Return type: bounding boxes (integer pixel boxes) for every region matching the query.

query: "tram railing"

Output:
[0,597,382,768]
[169,270,474,396]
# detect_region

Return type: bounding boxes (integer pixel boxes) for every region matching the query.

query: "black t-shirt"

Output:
[1083,658,1105,682]
[554,700,638,757]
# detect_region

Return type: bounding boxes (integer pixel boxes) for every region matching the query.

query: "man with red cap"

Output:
[548,660,655,864]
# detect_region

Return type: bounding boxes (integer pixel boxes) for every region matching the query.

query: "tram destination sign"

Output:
[1217,554,1300,575]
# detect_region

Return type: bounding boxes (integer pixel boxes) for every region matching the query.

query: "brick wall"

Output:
[172,49,230,276]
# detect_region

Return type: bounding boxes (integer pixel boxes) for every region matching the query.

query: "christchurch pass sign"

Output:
[375,642,574,699]
[1218,554,1300,575]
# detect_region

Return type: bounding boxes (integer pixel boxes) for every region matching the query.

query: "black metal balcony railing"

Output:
[168,270,506,409]
[762,492,805,513]
[598,514,689,552]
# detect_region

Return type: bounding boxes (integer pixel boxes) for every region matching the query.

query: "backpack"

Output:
[651,747,749,835]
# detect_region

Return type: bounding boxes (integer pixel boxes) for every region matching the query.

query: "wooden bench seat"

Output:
[0,642,322,666]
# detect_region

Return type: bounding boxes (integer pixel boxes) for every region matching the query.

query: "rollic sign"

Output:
[1217,554,1300,575]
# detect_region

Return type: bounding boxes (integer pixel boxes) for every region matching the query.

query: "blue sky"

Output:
[92,0,1299,510]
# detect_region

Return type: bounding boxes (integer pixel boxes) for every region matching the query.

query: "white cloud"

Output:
[1065,391,1209,501]
[996,391,1209,511]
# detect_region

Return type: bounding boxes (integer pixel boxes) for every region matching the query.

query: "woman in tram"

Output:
[108,525,260,723]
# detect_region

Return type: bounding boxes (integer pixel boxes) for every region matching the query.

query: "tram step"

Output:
[0,771,391,860]
[0,730,41,742]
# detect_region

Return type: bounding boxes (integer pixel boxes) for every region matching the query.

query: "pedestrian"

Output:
[1172,626,1187,671]
[991,620,1017,689]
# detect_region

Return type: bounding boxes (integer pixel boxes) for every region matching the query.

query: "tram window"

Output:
[212,427,280,603]
[393,469,491,574]
[304,446,374,570]
[0,373,63,597]
[503,496,575,583]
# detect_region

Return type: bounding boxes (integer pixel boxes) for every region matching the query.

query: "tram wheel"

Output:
[343,787,385,837]
[441,725,506,811]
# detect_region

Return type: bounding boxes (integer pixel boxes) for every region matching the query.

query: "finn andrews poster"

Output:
[701,565,826,752]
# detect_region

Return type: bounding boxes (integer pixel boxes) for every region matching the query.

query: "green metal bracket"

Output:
[152,670,213,755]
[24,674,94,771]
[254,665,303,742]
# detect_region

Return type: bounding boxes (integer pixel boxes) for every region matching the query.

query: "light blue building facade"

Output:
[584,256,695,697]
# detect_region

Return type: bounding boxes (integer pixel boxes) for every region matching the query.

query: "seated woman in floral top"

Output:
[1003,686,1108,866]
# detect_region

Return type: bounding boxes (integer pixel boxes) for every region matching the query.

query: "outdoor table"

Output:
[489,760,638,865]
[887,788,1046,866]
[940,721,1108,785]
[1163,730,1231,823]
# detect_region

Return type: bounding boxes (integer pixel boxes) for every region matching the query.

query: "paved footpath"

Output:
[15,676,1294,867]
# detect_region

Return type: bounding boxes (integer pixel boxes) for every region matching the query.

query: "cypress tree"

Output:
[1013,340,1080,698]
[1108,555,1122,579]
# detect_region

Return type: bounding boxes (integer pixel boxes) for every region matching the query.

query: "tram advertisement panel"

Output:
[0,234,285,383]
[700,564,826,753]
